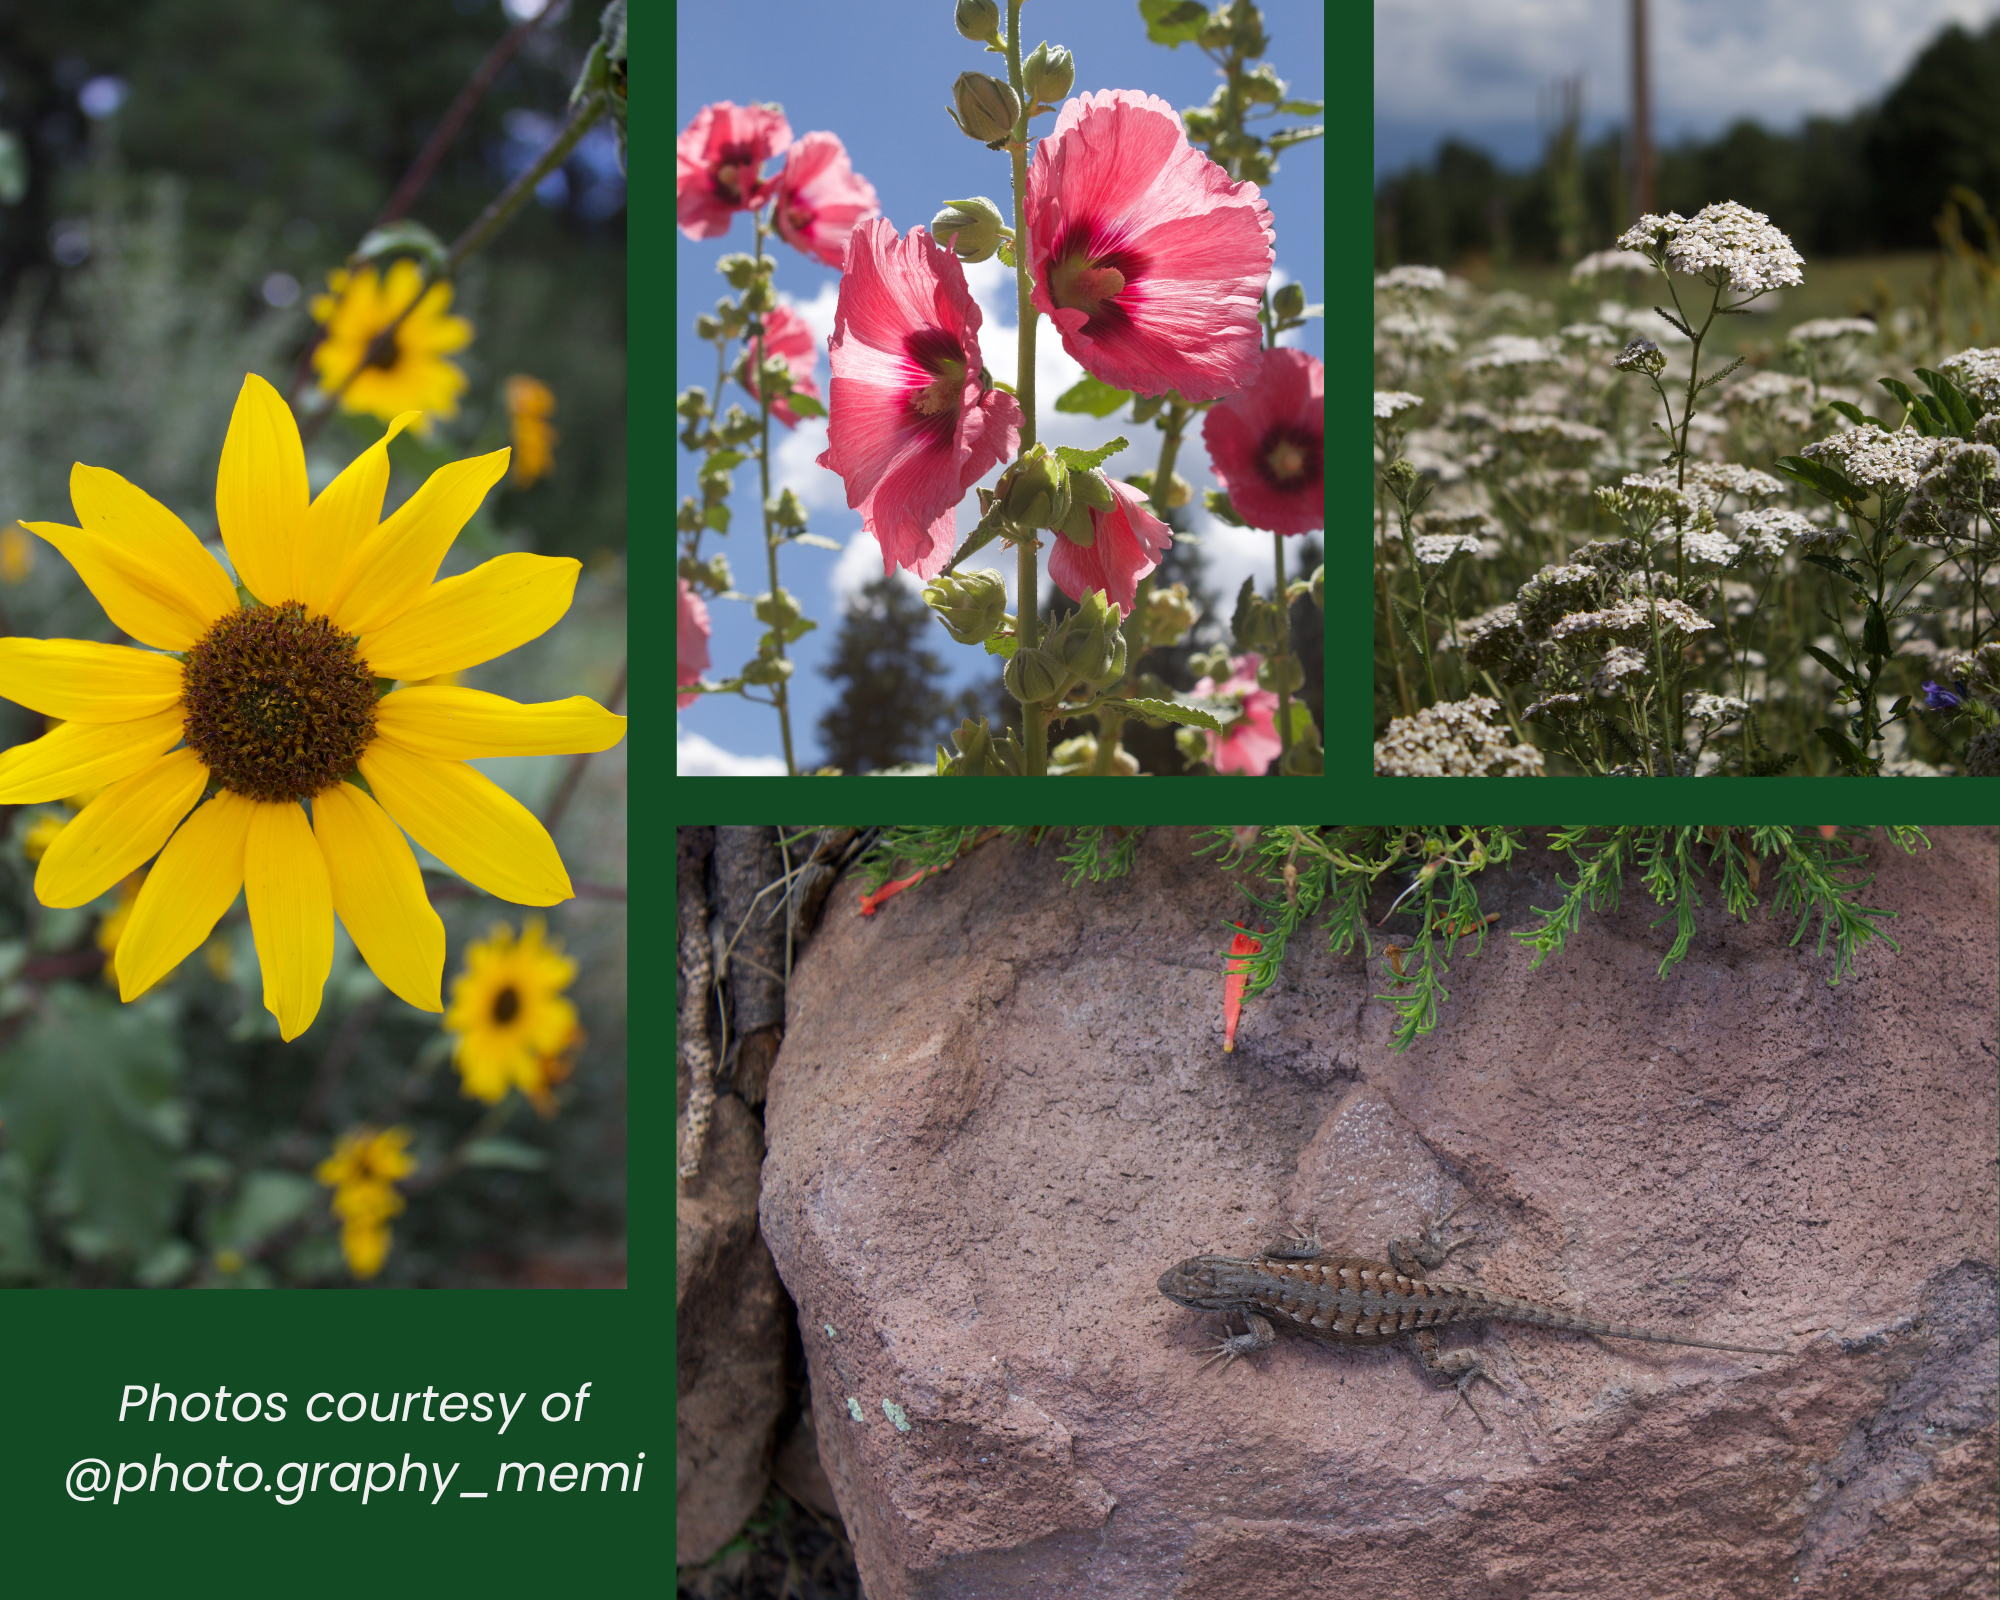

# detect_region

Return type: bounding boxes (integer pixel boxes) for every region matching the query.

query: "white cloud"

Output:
[829,528,923,613]
[676,728,789,777]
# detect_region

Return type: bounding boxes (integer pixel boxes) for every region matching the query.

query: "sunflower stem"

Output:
[1004,0,1046,777]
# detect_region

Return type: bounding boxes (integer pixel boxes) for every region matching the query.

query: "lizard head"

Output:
[1156,1256,1232,1308]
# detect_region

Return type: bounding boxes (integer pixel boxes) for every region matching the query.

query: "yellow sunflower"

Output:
[504,375,558,488]
[310,259,472,428]
[317,1124,417,1280]
[443,917,580,1106]
[0,373,626,1040]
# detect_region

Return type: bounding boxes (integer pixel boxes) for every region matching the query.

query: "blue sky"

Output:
[676,0,1324,774]
[1376,0,2000,176]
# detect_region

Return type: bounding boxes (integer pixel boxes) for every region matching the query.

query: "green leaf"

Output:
[1268,124,1322,149]
[783,391,827,420]
[1804,645,1855,685]
[793,533,844,551]
[1826,400,1877,428]
[1276,99,1323,115]
[1204,488,1247,526]
[1878,376,1946,436]
[702,502,731,533]
[1815,726,1863,768]
[1054,436,1130,473]
[1654,306,1695,340]
[1772,454,1864,511]
[208,1171,320,1255]
[705,449,747,471]
[1285,702,1318,738]
[1863,600,1891,660]
[461,1137,549,1172]
[0,1153,39,1281]
[1914,367,1978,437]
[0,988,185,1261]
[996,236,1016,270]
[1801,550,1866,589]
[1053,373,1134,418]
[0,130,26,208]
[989,377,1017,395]
[1117,697,1224,732]
[353,220,449,277]
[1139,0,1209,47]
[983,628,1020,659]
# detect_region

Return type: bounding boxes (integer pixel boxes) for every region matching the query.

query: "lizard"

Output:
[1156,1206,1789,1430]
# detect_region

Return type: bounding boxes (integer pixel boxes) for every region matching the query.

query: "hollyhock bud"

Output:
[1273,281,1307,320]
[716,253,765,290]
[1257,655,1305,694]
[998,443,1070,532]
[931,196,1008,264]
[1045,591,1125,690]
[1309,563,1324,609]
[954,0,1000,42]
[1005,645,1065,704]
[1140,581,1199,643]
[1021,41,1074,106]
[942,718,1025,776]
[950,72,1020,144]
[922,568,1009,645]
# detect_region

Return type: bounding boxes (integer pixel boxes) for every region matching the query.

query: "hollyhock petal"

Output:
[1047,478,1172,609]
[1193,654,1282,774]
[1204,348,1324,535]
[678,579,711,708]
[739,303,824,430]
[676,101,793,240]
[772,132,881,268]
[817,219,1021,579]
[1027,90,1273,401]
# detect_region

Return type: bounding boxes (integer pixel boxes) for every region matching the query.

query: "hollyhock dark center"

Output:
[1260,426,1321,489]
[711,144,762,205]
[905,328,967,432]
[1046,224,1144,332]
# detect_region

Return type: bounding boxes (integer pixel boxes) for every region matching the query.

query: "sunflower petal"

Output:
[0,638,184,722]
[359,741,573,906]
[312,781,444,1012]
[325,447,512,636]
[358,553,580,681]
[0,707,186,804]
[35,747,208,908]
[28,464,237,648]
[116,791,255,1001]
[374,687,626,760]
[216,373,310,605]
[297,411,422,612]
[246,800,334,1040]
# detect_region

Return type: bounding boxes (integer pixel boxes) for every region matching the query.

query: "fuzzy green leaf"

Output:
[1117,697,1224,732]
[1139,0,1209,47]
[1053,374,1133,418]
[1055,436,1130,472]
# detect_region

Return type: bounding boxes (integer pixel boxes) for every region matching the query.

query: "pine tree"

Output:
[816,575,984,773]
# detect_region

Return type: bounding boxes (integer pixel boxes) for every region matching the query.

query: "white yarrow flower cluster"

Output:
[1731,506,1830,555]
[1548,597,1713,644]
[1591,645,1652,693]
[1413,532,1484,567]
[1801,427,1945,493]
[1462,334,1561,371]
[1683,691,1749,728]
[1786,318,1876,344]
[1617,201,1804,296]
[1376,264,1450,295]
[1570,249,1656,281]
[1938,347,2000,411]
[1375,389,1425,419]
[1374,698,1544,777]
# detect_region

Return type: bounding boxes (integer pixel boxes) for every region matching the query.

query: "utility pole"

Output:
[1631,0,1654,219]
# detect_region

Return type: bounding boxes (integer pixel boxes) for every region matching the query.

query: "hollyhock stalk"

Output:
[1001,0,1047,777]
[747,210,797,774]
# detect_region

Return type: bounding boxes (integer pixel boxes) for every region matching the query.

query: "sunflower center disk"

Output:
[491,985,521,1025]
[181,601,379,803]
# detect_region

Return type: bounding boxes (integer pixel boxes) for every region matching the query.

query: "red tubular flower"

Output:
[678,579,711,708]
[1026,89,1272,402]
[1048,477,1171,610]
[739,303,823,430]
[1193,655,1281,775]
[771,131,881,268]
[1203,348,1324,535]
[816,218,1022,579]
[676,102,793,240]
[1223,921,1263,1052]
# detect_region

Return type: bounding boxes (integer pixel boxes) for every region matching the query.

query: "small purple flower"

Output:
[1922,679,1969,711]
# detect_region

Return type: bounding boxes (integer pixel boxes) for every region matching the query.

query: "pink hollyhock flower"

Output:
[817,218,1022,579]
[1203,348,1323,535]
[677,102,792,240]
[1026,90,1272,402]
[738,303,823,429]
[1192,654,1281,775]
[678,579,711,709]
[1048,477,1172,610]
[771,132,881,268]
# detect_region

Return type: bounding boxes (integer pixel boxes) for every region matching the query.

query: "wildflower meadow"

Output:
[677,0,1325,775]
[1375,193,2000,776]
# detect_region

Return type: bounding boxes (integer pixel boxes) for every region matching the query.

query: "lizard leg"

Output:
[1261,1214,1321,1261]
[1197,1312,1277,1374]
[1405,1327,1504,1432]
[1390,1196,1478,1278]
